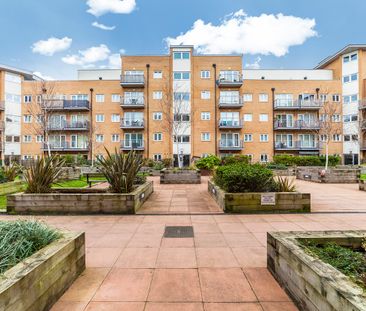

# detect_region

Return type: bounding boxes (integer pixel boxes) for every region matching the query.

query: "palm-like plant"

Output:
[97,148,143,193]
[3,162,19,181]
[24,156,65,193]
[275,176,297,192]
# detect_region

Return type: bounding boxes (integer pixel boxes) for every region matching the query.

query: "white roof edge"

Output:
[0,63,37,79]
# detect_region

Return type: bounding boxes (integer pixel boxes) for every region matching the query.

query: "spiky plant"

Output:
[97,148,143,193]
[24,155,65,193]
[275,176,297,192]
[3,162,19,182]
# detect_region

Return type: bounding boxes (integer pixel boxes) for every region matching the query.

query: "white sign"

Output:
[261,193,276,205]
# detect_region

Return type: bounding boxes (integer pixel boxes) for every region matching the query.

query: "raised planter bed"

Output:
[160,168,201,184]
[0,230,85,311]
[7,181,153,214]
[268,231,366,311]
[359,179,366,191]
[208,180,310,213]
[296,166,360,183]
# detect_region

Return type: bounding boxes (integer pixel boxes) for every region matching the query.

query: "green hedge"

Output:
[214,163,277,193]
[195,155,221,170]
[273,155,341,167]
[221,155,251,166]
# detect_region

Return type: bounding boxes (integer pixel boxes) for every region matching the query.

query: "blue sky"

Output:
[0,0,365,80]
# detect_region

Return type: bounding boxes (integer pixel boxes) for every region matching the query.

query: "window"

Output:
[153,112,162,120]
[174,92,190,101]
[320,134,328,142]
[14,136,20,142]
[173,72,190,80]
[331,114,341,122]
[260,134,269,142]
[23,115,32,123]
[259,114,268,122]
[343,55,349,63]
[153,91,163,100]
[96,94,104,103]
[111,114,120,123]
[174,114,190,122]
[173,135,190,143]
[96,114,104,122]
[343,73,358,83]
[111,94,120,102]
[111,134,120,142]
[24,95,32,103]
[201,70,210,79]
[154,154,162,161]
[351,53,358,61]
[36,114,44,123]
[332,94,340,102]
[343,94,358,103]
[96,134,104,142]
[352,134,358,141]
[332,134,341,142]
[153,133,163,141]
[36,135,43,143]
[343,114,358,122]
[319,94,327,102]
[201,91,210,100]
[243,93,253,102]
[343,75,350,83]
[244,114,252,122]
[23,135,31,143]
[23,155,32,160]
[173,52,190,60]
[201,112,210,120]
[201,132,210,141]
[259,93,268,102]
[351,73,358,81]
[153,71,162,79]
[244,134,253,142]
[260,154,268,163]
[344,135,351,142]
[246,154,253,162]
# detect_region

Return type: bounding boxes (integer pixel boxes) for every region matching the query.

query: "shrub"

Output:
[3,162,19,181]
[143,158,155,167]
[195,155,221,170]
[319,155,341,167]
[76,154,88,166]
[0,169,6,183]
[214,163,276,193]
[135,172,148,185]
[153,161,165,170]
[98,148,143,193]
[221,155,250,166]
[274,176,296,192]
[61,154,75,166]
[273,155,341,167]
[24,156,65,193]
[266,163,288,170]
[0,219,61,273]
[162,158,173,168]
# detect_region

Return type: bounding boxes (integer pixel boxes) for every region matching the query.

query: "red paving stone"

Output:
[1,177,365,310]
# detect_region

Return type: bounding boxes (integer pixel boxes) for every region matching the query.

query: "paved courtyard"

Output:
[1,177,365,310]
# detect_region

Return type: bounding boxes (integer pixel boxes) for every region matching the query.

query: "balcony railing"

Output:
[42,142,89,151]
[0,101,4,111]
[47,121,90,131]
[120,96,145,108]
[120,118,145,129]
[274,99,323,110]
[217,73,243,87]
[42,100,90,111]
[218,139,244,150]
[120,139,145,150]
[274,120,321,130]
[219,96,243,108]
[120,75,145,87]
[219,119,243,129]
[275,141,320,150]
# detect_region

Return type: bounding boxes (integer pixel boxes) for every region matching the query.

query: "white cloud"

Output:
[166,10,317,57]
[32,37,72,56]
[245,56,262,69]
[92,21,116,30]
[108,49,125,67]
[87,0,136,16]
[33,71,55,81]
[62,44,111,66]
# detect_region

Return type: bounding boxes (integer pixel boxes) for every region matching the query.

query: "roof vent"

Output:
[304,77,308,80]
[261,76,265,80]
[99,77,102,80]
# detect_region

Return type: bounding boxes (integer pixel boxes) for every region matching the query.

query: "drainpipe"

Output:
[213,64,217,156]
[89,88,93,164]
[146,64,150,159]
[316,88,320,99]
[271,88,276,156]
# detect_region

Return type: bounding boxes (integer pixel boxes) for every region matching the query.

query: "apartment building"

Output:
[2,44,366,165]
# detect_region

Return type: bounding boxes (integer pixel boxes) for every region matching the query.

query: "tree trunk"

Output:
[325,142,329,170]
[177,142,183,168]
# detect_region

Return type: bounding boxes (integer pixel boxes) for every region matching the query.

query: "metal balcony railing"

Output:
[218,139,244,150]
[274,99,323,110]
[120,96,145,108]
[219,96,243,108]
[120,118,145,129]
[42,100,90,111]
[120,139,144,150]
[43,142,89,151]
[274,120,321,130]
[217,72,243,87]
[120,75,145,87]
[275,141,320,150]
[219,119,243,129]
[47,121,89,131]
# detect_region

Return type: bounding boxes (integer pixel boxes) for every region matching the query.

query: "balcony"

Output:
[219,96,243,108]
[120,139,145,151]
[120,118,145,129]
[120,97,145,108]
[217,73,243,88]
[219,119,243,129]
[218,140,244,151]
[274,120,321,130]
[42,142,89,152]
[0,101,4,111]
[274,99,323,110]
[275,141,321,151]
[42,100,90,111]
[120,75,145,88]
[47,121,90,131]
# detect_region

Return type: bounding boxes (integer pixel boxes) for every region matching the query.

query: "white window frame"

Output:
[153,71,162,79]
[243,93,253,102]
[96,134,104,143]
[201,112,211,120]
[244,134,253,142]
[260,134,269,142]
[95,94,105,103]
[200,70,210,79]
[153,132,163,141]
[23,115,32,123]
[96,114,105,122]
[201,91,210,100]
[111,134,120,142]
[153,112,163,120]
[111,114,120,123]
[153,91,163,100]
[259,93,268,102]
[201,132,211,141]
[23,135,32,143]
[154,154,162,161]
[111,94,120,102]
[244,114,252,122]
[259,114,269,122]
